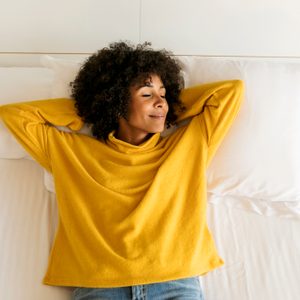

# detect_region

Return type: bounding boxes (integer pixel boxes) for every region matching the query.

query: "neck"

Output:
[115,129,153,146]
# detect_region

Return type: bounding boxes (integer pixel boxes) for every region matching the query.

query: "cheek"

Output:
[131,102,150,116]
[127,105,147,124]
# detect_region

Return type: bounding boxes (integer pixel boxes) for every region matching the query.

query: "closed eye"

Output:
[142,94,166,98]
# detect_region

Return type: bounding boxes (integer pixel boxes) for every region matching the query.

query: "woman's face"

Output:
[116,74,169,145]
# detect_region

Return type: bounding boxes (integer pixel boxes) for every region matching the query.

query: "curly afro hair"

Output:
[71,41,185,140]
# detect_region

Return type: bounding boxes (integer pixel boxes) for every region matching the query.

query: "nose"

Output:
[154,94,166,108]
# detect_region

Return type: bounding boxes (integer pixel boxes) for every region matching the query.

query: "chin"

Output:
[149,126,165,133]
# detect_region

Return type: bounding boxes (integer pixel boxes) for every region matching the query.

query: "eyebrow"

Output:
[136,82,165,89]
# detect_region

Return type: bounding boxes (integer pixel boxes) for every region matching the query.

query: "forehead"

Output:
[132,74,165,89]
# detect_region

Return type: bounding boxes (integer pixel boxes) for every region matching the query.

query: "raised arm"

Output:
[177,80,244,165]
[0,98,83,171]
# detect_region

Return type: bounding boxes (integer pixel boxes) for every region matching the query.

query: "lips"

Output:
[149,115,165,118]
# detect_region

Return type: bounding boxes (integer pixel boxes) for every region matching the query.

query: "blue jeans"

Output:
[72,276,204,300]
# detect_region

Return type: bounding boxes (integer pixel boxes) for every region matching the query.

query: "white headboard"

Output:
[0,0,299,65]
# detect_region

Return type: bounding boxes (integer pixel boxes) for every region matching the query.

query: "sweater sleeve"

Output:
[177,80,244,165]
[0,98,84,172]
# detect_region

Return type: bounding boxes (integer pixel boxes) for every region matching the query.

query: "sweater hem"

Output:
[43,261,224,288]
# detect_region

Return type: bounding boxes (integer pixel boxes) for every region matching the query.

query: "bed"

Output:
[1,54,300,300]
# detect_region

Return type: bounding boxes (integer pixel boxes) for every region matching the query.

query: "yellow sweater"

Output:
[0,80,244,288]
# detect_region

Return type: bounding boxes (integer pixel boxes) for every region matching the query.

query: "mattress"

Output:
[1,57,300,300]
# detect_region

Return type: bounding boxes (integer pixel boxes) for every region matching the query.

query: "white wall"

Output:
[0,0,299,57]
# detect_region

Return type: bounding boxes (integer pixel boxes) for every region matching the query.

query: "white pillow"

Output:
[41,55,300,204]
[0,67,54,159]
[40,55,85,98]
[179,57,300,202]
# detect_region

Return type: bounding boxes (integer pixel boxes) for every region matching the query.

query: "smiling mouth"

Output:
[149,115,165,119]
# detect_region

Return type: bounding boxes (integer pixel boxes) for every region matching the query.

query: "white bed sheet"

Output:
[0,158,72,300]
[202,195,300,300]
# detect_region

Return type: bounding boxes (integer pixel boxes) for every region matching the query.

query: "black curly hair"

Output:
[71,41,185,140]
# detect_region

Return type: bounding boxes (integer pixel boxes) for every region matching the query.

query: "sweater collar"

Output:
[107,131,161,153]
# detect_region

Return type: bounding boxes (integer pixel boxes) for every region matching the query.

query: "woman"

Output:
[0,41,244,300]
